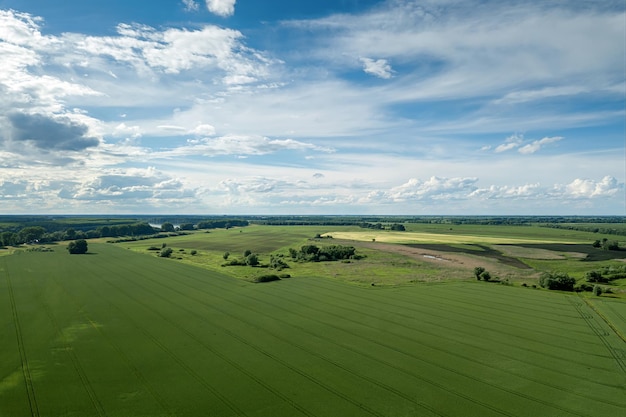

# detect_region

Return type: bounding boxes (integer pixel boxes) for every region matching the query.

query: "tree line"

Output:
[0,222,156,246]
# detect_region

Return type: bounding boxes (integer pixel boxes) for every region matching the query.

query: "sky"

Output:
[0,0,624,215]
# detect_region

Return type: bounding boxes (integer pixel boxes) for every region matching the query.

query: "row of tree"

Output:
[0,223,159,247]
[359,222,406,231]
[288,244,358,262]
[592,238,620,250]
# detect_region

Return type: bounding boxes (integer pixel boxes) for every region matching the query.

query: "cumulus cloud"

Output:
[64,167,196,201]
[359,57,393,79]
[518,136,563,154]
[205,0,236,17]
[190,124,216,136]
[7,112,100,151]
[386,176,479,201]
[469,183,543,199]
[564,176,623,198]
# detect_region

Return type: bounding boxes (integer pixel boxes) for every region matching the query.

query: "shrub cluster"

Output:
[473,267,491,281]
[585,264,626,283]
[592,238,620,251]
[288,244,359,262]
[223,250,260,266]
[539,271,576,291]
[269,254,289,270]
[254,274,281,283]
[159,247,173,258]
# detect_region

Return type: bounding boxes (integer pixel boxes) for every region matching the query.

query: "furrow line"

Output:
[3,258,40,417]
[183,269,626,411]
[227,283,615,415]
[571,296,626,375]
[141,265,596,416]
[105,260,392,417]
[302,279,612,360]
[300,279,614,366]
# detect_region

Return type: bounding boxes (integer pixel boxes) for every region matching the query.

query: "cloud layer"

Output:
[0,1,623,214]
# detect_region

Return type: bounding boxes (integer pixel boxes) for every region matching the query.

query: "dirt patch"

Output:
[341,239,524,274]
[404,243,532,269]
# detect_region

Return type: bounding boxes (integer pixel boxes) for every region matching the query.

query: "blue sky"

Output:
[0,0,624,215]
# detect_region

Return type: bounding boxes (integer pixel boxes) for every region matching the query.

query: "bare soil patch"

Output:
[340,239,530,279]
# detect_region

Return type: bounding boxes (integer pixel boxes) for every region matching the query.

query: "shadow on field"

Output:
[404,244,532,269]
[509,244,626,262]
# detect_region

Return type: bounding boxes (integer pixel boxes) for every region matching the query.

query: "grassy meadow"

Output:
[1,222,626,416]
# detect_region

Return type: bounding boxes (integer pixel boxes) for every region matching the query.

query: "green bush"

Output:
[474,267,485,280]
[593,285,603,296]
[159,247,173,258]
[539,271,576,291]
[254,274,281,283]
[67,239,88,254]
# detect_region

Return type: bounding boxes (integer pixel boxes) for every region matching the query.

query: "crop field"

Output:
[116,224,626,286]
[2,242,626,416]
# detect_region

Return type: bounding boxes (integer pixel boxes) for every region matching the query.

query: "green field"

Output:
[2,242,626,416]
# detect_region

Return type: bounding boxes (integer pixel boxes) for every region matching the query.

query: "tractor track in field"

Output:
[226,279,625,414]
[25,274,107,417]
[231,274,626,406]
[569,296,626,375]
[116,253,618,416]
[295,278,626,394]
[2,258,40,417]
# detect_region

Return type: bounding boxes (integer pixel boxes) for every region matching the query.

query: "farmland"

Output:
[1,221,626,416]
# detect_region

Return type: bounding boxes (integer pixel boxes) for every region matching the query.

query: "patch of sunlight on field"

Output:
[325,231,578,245]
[0,369,22,394]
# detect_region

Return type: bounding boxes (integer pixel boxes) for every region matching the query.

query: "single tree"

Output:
[474,266,485,280]
[593,285,603,296]
[245,253,259,266]
[161,222,175,232]
[67,239,88,254]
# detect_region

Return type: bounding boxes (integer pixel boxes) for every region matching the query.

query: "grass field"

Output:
[114,224,626,288]
[2,243,626,416]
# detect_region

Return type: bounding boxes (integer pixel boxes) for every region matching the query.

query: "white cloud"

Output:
[63,167,196,202]
[386,176,479,201]
[518,136,563,154]
[494,134,523,153]
[493,134,563,155]
[565,176,623,198]
[183,0,200,12]
[191,124,216,136]
[205,0,236,17]
[162,135,334,157]
[359,57,393,79]
[284,1,623,106]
